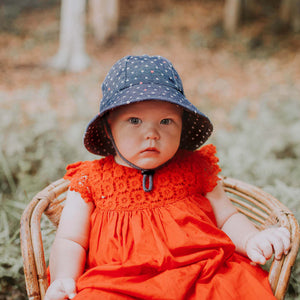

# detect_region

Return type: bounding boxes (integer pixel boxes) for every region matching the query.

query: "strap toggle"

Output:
[141,170,155,192]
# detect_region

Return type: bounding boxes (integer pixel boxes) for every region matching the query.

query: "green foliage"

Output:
[0,88,92,295]
[212,93,300,298]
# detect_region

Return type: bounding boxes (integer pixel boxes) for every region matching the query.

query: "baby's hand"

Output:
[245,227,291,265]
[44,278,77,300]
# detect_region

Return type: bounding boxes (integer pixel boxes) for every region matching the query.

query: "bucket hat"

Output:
[84,55,213,156]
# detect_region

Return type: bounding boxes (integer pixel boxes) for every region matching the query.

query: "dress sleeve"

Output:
[63,161,94,203]
[193,144,222,195]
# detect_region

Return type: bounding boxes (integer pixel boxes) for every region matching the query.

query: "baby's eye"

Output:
[129,117,141,125]
[160,119,172,125]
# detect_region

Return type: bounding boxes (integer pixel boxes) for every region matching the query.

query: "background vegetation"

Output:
[0,0,299,299]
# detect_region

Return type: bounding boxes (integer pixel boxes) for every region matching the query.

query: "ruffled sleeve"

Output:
[192,144,222,195]
[63,161,94,203]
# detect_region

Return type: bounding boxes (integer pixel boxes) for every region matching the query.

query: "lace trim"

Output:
[64,144,221,210]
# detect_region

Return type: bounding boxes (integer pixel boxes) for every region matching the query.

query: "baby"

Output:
[45,55,290,300]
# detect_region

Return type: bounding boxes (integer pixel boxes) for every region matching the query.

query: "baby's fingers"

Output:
[278,227,291,253]
[61,278,77,299]
[247,248,266,265]
[45,278,76,300]
[272,227,291,258]
[45,281,69,300]
[269,236,285,260]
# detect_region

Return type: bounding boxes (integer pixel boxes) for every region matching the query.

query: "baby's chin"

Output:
[133,157,167,170]
[114,154,165,170]
[130,161,161,170]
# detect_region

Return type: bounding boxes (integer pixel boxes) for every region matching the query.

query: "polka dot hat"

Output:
[84,55,213,156]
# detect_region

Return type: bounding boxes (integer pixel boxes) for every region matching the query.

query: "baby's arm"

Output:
[44,190,94,300]
[206,181,291,265]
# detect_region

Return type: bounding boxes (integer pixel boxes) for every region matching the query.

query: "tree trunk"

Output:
[48,0,90,72]
[223,0,242,35]
[89,0,119,45]
[280,0,300,32]
[280,0,293,23]
[291,0,300,32]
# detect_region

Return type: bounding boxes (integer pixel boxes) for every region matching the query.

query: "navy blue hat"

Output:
[84,55,213,156]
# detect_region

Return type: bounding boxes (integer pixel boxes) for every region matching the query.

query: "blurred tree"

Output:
[89,0,119,45]
[224,0,300,34]
[48,0,90,72]
[280,0,300,32]
[223,0,241,36]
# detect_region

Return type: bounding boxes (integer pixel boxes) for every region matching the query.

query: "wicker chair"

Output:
[20,177,300,300]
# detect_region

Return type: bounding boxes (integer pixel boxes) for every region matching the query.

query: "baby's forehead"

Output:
[110,100,183,115]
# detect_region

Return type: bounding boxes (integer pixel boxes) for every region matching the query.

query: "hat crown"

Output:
[100,55,184,112]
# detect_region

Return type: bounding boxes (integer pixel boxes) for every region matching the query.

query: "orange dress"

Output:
[64,144,276,299]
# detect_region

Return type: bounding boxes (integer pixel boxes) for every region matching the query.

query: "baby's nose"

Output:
[145,125,160,140]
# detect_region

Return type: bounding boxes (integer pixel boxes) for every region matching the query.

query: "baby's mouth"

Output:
[141,147,160,153]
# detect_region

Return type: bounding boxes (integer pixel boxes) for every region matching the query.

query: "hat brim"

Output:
[84,83,213,156]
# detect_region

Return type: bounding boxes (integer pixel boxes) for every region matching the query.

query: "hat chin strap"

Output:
[104,118,155,192]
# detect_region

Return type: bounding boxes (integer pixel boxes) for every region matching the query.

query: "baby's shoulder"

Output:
[64,156,112,179]
[176,144,218,166]
[63,157,114,204]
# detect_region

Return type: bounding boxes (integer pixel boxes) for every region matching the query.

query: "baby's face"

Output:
[108,100,182,169]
